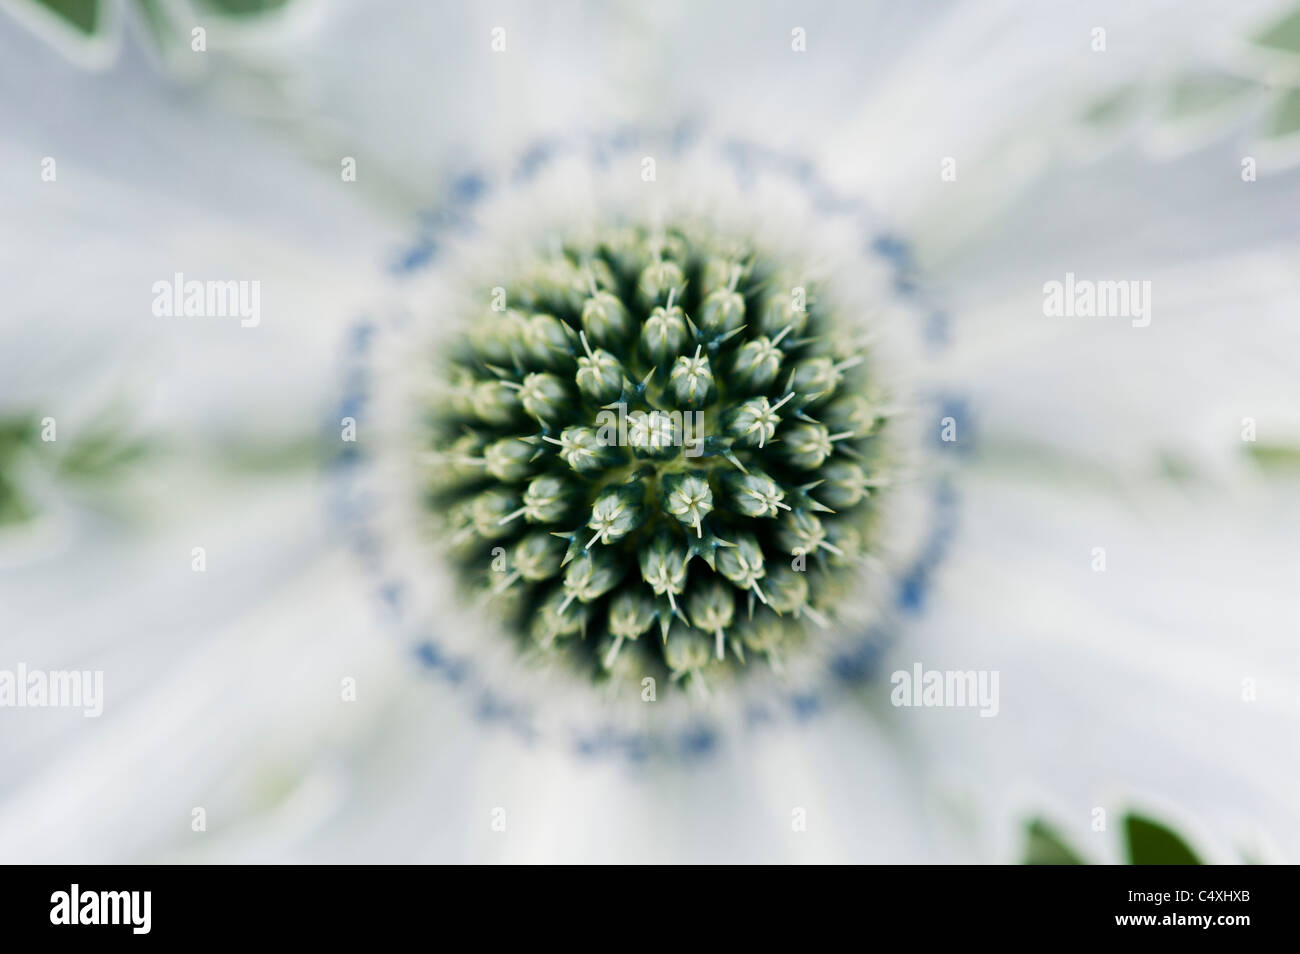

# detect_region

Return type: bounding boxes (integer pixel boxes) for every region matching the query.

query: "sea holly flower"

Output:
[11,1,1300,867]
[414,215,896,691]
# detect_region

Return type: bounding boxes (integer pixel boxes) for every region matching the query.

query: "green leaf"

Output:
[1167,73,1256,120]
[1124,814,1202,865]
[1263,87,1300,140]
[31,0,100,34]
[202,0,290,15]
[133,0,174,51]
[1082,85,1137,129]
[1023,819,1088,865]
[1255,4,1300,54]
[1245,442,1300,472]
[0,472,36,526]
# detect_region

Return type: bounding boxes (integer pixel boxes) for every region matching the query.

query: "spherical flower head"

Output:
[424,223,891,692]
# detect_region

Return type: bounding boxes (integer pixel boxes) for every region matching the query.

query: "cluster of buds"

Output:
[428,224,891,691]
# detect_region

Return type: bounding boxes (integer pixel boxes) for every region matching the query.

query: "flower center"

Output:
[424,222,891,690]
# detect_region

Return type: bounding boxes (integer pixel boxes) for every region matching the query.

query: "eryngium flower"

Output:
[427,224,890,690]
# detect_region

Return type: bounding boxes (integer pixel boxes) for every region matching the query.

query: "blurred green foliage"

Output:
[1078,2,1300,142]
[1024,813,1204,865]
[1245,443,1300,472]
[1023,818,1089,865]
[36,0,97,33]
[30,0,288,34]
[0,410,151,528]
[1124,814,1202,865]
[1256,5,1300,52]
[0,417,40,525]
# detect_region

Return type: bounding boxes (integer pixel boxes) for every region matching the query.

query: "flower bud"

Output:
[626,410,679,459]
[663,626,712,675]
[663,472,714,537]
[446,367,482,418]
[581,290,632,348]
[523,313,578,369]
[698,257,738,296]
[470,489,518,540]
[562,551,622,606]
[474,379,520,425]
[641,302,688,365]
[776,510,830,558]
[468,311,527,366]
[821,394,884,438]
[819,460,871,509]
[764,564,811,616]
[551,426,620,474]
[532,588,590,646]
[518,372,570,424]
[512,531,565,581]
[636,259,685,307]
[781,422,834,469]
[575,345,625,404]
[731,334,786,391]
[668,346,714,406]
[687,579,736,660]
[739,611,790,654]
[715,532,766,596]
[639,532,689,608]
[789,356,841,402]
[586,482,645,547]
[726,394,791,448]
[440,432,486,483]
[723,469,790,519]
[755,288,808,338]
[608,589,658,641]
[484,437,534,482]
[517,474,575,524]
[697,288,745,336]
[521,260,587,315]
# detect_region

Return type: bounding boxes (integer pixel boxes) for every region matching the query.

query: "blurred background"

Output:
[1,0,1298,863]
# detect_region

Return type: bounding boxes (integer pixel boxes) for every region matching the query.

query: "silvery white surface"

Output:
[1,0,1297,862]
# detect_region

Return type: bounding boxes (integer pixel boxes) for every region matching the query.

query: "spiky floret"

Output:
[426,223,891,690]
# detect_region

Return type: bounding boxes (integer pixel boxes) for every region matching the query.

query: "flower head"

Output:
[423,223,892,690]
